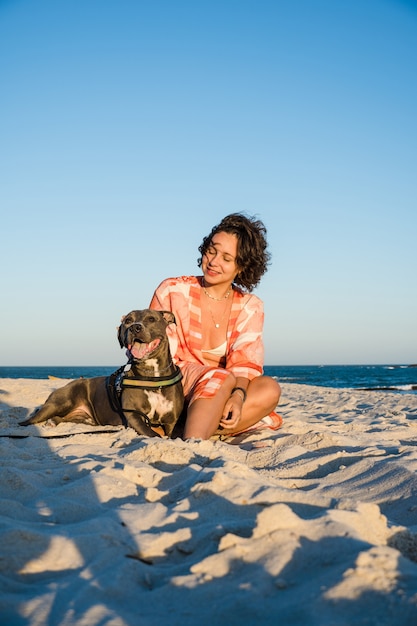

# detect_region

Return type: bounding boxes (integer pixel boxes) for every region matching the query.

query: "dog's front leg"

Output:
[125,412,161,437]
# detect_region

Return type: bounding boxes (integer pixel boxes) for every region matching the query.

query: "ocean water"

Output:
[0,364,416,393]
[264,364,417,392]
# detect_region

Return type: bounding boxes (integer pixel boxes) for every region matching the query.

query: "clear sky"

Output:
[1,0,416,366]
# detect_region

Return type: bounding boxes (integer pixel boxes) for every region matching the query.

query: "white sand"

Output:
[1,378,417,625]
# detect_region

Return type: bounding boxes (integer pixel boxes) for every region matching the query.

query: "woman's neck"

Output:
[201,277,232,301]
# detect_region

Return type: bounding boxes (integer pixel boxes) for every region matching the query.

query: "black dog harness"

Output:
[106,363,183,431]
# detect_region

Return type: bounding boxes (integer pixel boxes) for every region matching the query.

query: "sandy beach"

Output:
[1,378,417,625]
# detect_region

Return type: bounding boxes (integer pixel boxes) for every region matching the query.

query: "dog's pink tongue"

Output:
[130,339,160,360]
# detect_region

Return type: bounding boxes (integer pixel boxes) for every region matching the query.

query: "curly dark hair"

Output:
[198,213,271,292]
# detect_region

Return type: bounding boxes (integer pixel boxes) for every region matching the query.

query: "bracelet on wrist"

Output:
[231,386,247,403]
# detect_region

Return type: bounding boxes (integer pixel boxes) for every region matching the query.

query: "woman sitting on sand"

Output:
[149,212,281,440]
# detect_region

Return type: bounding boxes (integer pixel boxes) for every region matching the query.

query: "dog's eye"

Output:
[147,316,156,323]
[124,316,132,324]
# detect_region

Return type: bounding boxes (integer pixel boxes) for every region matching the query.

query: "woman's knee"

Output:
[272,378,281,404]
[263,377,280,406]
[249,375,280,405]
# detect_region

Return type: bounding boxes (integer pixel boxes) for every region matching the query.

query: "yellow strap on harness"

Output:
[121,369,183,389]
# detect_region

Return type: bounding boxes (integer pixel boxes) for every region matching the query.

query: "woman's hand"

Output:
[219,392,244,430]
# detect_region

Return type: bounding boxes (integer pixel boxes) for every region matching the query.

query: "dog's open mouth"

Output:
[128,338,161,360]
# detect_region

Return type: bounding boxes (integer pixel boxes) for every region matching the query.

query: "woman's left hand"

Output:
[219,395,243,430]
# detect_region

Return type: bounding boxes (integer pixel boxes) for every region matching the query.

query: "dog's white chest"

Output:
[145,390,174,418]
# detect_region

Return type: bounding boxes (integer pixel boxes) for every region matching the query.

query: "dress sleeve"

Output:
[148,279,180,359]
[226,295,264,380]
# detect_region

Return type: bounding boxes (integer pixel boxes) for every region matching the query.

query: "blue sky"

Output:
[1,0,416,366]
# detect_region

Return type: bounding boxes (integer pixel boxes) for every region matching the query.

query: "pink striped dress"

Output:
[149,276,265,406]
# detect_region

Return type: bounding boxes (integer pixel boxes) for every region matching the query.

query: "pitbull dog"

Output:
[20,310,184,438]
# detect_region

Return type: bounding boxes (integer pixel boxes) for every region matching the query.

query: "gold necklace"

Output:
[202,278,231,301]
[206,300,229,328]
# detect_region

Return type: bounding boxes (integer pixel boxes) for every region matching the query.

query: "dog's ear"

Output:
[117,325,124,348]
[117,316,125,348]
[161,311,176,326]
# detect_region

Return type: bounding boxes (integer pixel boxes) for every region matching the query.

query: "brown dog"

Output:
[20,310,184,438]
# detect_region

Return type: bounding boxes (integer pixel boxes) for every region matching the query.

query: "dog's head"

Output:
[117,309,176,360]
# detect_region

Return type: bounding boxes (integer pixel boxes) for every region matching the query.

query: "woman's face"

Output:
[201,231,240,286]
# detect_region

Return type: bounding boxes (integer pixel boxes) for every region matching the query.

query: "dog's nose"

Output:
[130,323,143,333]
